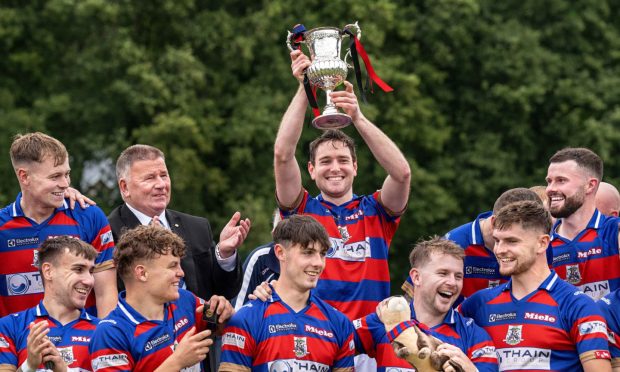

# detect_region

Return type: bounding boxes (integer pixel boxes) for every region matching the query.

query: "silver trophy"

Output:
[287,23,361,129]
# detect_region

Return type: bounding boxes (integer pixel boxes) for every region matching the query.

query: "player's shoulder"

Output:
[64,201,108,222]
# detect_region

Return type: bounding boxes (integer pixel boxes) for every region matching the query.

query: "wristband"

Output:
[215,243,222,260]
[19,359,36,372]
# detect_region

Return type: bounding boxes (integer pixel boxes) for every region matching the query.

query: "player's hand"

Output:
[172,327,213,368]
[330,81,363,122]
[248,280,275,302]
[63,187,96,209]
[206,295,234,324]
[42,345,68,372]
[290,50,311,83]
[218,212,251,258]
[437,343,475,372]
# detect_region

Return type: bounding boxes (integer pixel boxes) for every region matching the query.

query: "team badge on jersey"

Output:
[504,325,523,346]
[338,225,351,243]
[58,346,75,365]
[488,280,500,288]
[32,250,40,268]
[566,264,582,285]
[293,337,308,358]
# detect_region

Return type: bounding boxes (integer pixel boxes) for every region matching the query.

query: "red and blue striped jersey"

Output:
[0,193,115,317]
[597,289,620,369]
[402,211,508,305]
[0,301,98,371]
[550,209,620,300]
[460,271,611,371]
[281,190,399,320]
[354,302,498,371]
[220,289,355,371]
[89,289,206,372]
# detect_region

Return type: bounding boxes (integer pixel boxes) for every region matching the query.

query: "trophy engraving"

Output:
[287,23,361,129]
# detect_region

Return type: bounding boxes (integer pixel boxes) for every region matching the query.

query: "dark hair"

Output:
[308,130,356,164]
[549,147,603,180]
[10,132,68,168]
[493,188,543,215]
[116,144,165,180]
[409,236,465,268]
[272,215,330,253]
[115,225,185,279]
[38,236,98,283]
[494,200,552,234]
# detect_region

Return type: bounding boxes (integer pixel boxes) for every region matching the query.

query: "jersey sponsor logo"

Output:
[488,280,500,288]
[471,345,497,359]
[497,347,551,370]
[100,230,113,245]
[465,266,496,275]
[144,333,171,351]
[99,319,117,325]
[579,320,607,336]
[174,317,189,332]
[0,336,9,348]
[268,322,297,334]
[578,280,610,301]
[524,312,556,323]
[577,247,602,259]
[92,354,129,371]
[503,325,523,346]
[58,346,75,365]
[385,368,415,372]
[304,324,334,338]
[71,336,90,343]
[344,210,364,221]
[293,336,308,358]
[353,319,362,329]
[566,264,582,285]
[7,236,39,248]
[6,272,43,296]
[326,238,371,262]
[48,336,62,343]
[222,332,246,349]
[489,312,517,323]
[552,252,570,264]
[267,359,329,372]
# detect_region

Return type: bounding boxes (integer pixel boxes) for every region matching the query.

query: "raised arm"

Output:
[274,50,311,208]
[331,82,411,214]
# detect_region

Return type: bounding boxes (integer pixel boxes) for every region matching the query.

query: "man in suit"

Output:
[108,144,249,301]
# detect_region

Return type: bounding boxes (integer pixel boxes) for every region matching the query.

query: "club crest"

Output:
[503,325,523,346]
[293,337,308,358]
[338,225,351,243]
[566,264,582,285]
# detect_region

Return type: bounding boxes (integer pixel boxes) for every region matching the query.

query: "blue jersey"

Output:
[550,210,620,300]
[0,301,98,371]
[598,289,620,368]
[89,289,205,372]
[0,193,115,316]
[354,303,498,371]
[460,271,611,371]
[233,242,279,311]
[220,289,355,371]
[281,190,400,320]
[402,211,508,306]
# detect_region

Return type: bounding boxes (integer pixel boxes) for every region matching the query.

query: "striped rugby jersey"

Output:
[220,289,355,371]
[89,289,205,372]
[550,209,620,300]
[402,211,509,306]
[281,190,400,321]
[460,271,611,371]
[354,302,498,371]
[0,301,98,371]
[0,193,114,317]
[597,289,620,369]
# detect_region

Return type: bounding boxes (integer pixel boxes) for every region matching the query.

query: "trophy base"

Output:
[312,113,352,130]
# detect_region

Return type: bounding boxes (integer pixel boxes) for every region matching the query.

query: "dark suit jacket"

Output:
[108,204,242,301]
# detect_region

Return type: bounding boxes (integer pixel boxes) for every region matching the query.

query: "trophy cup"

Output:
[287,23,361,129]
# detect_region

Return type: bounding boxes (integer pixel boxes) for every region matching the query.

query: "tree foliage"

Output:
[2,0,620,290]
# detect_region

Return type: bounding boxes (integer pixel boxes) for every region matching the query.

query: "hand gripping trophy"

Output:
[286,22,392,129]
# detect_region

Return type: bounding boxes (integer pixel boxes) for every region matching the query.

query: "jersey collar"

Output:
[117,291,172,325]
[502,271,560,293]
[551,209,603,240]
[35,300,94,322]
[409,299,456,326]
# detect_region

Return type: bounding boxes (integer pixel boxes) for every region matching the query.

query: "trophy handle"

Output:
[286,30,297,52]
[343,21,361,65]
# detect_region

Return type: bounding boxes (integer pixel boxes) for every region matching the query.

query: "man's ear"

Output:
[307,161,316,181]
[16,168,29,185]
[586,178,599,195]
[537,234,551,255]
[274,243,286,261]
[409,267,421,287]
[119,178,129,199]
[134,264,147,282]
[41,262,53,282]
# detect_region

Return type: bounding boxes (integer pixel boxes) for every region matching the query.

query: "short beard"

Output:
[550,190,585,219]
